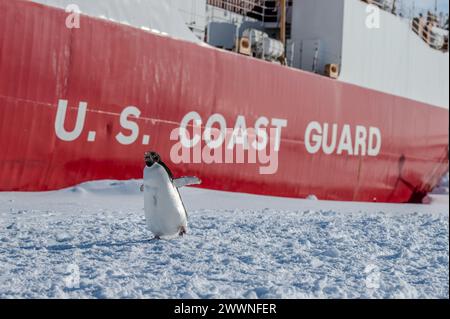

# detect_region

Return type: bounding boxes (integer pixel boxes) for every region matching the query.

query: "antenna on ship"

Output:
[279,0,287,65]
[391,0,396,15]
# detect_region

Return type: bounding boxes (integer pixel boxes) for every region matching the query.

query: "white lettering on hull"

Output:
[305,121,382,156]
[54,99,382,175]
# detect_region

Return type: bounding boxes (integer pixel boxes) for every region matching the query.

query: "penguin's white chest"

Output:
[143,164,187,237]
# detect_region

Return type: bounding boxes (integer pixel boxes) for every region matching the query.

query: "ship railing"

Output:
[361,0,395,12]
[207,0,280,22]
[177,9,277,29]
[361,0,448,52]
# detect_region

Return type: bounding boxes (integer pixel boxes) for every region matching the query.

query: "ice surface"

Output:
[432,172,449,195]
[0,180,448,299]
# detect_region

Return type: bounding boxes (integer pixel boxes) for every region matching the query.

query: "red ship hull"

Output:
[0,0,448,202]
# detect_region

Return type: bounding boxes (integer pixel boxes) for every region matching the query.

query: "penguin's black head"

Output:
[144,151,161,167]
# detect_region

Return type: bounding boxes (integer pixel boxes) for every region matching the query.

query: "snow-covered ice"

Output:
[432,172,449,195]
[0,180,448,299]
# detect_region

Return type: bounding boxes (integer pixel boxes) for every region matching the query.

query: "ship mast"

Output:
[279,0,287,64]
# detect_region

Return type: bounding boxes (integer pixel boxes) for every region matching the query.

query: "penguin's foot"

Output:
[178,226,187,237]
[152,235,161,241]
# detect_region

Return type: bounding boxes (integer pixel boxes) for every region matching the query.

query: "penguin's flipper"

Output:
[173,176,202,188]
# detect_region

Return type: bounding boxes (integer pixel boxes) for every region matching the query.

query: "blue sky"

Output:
[414,0,449,13]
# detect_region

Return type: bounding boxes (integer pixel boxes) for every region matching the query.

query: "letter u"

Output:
[322,123,337,155]
[55,100,87,141]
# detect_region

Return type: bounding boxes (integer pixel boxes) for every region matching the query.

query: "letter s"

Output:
[116,106,141,145]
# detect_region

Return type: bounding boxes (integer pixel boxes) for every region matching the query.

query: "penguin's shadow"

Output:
[19,238,161,252]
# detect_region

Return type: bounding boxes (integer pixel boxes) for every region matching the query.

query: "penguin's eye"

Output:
[151,154,160,162]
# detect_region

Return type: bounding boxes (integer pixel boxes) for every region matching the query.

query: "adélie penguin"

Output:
[141,151,201,240]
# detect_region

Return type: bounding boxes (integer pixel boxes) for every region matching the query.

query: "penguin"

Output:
[141,151,201,240]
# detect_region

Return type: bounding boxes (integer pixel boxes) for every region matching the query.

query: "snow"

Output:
[432,172,449,195]
[0,180,448,299]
